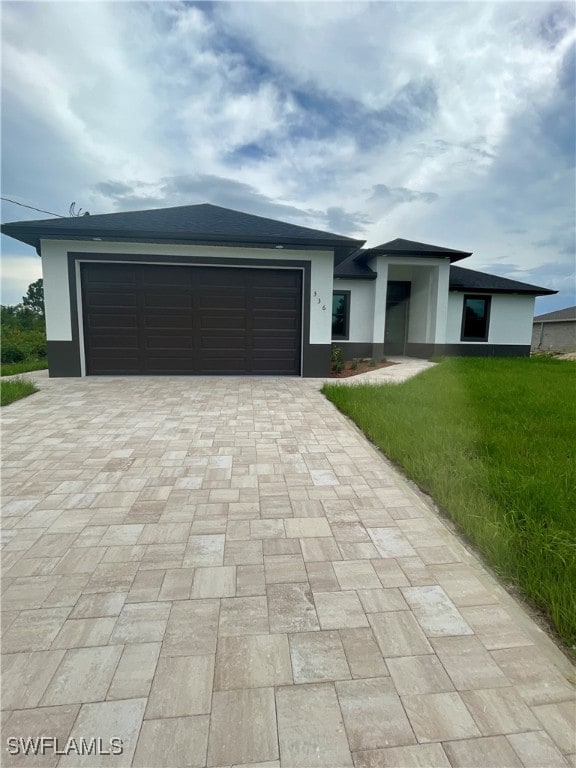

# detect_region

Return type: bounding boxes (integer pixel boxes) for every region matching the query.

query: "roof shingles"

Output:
[357,237,471,263]
[533,306,576,322]
[449,266,556,296]
[0,203,363,251]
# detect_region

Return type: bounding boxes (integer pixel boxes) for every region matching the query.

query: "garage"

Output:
[81,262,302,375]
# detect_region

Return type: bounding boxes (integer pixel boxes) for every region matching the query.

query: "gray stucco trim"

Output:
[64,252,326,378]
[47,341,82,377]
[303,345,332,377]
[405,342,531,358]
[331,342,375,359]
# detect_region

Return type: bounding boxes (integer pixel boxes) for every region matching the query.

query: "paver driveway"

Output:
[1,373,574,767]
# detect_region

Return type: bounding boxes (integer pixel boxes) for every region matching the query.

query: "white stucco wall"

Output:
[333,279,375,341]
[40,239,335,346]
[434,262,450,344]
[371,256,388,345]
[41,241,73,341]
[446,293,536,344]
[406,269,432,343]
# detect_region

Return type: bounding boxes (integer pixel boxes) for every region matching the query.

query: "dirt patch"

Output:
[554,352,576,361]
[331,360,397,378]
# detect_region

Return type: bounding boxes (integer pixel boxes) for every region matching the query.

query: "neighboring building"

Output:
[531,306,576,353]
[1,204,556,377]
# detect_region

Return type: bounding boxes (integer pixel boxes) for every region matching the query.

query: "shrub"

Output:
[20,330,47,359]
[1,343,26,364]
[331,346,345,373]
[0,328,46,363]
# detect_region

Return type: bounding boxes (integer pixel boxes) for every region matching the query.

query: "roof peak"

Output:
[372,237,471,255]
[355,237,471,264]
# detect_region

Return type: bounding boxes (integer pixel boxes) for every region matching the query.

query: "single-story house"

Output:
[1,204,556,378]
[531,306,576,353]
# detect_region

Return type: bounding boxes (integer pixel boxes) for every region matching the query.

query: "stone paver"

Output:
[1,366,574,767]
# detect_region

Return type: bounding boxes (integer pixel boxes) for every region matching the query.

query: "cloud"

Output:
[537,3,575,48]
[1,252,43,305]
[325,207,372,236]
[1,1,574,308]
[90,173,321,225]
[370,185,439,205]
[93,181,135,198]
[533,229,575,256]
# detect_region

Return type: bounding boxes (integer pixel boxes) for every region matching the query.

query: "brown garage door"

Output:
[81,263,302,375]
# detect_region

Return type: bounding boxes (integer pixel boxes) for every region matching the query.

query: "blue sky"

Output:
[1,1,574,313]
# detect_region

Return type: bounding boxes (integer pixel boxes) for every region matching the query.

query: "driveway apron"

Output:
[1,373,574,767]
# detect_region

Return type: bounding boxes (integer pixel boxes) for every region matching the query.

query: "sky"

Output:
[1,1,574,313]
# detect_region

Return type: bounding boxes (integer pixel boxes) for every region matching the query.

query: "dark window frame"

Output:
[460,294,492,342]
[332,290,351,340]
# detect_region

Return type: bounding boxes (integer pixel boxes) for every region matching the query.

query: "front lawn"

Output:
[1,378,38,406]
[323,357,576,648]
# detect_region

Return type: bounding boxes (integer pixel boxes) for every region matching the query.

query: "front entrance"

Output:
[384,281,411,355]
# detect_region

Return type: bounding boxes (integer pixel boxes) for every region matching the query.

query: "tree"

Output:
[22,278,44,317]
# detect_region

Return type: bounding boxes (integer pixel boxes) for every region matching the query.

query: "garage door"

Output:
[81,263,302,375]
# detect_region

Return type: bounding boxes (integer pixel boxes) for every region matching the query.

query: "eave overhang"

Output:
[1,225,364,265]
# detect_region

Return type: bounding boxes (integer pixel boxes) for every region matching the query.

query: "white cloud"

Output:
[1,1,574,310]
[1,253,43,306]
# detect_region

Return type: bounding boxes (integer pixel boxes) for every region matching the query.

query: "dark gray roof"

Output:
[1,203,364,253]
[533,306,576,322]
[449,266,556,296]
[334,250,376,279]
[357,237,471,263]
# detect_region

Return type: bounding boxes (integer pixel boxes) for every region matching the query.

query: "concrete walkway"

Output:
[323,356,437,386]
[1,363,574,767]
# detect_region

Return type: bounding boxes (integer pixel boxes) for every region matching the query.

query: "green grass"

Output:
[323,356,576,648]
[1,377,38,406]
[1,359,48,377]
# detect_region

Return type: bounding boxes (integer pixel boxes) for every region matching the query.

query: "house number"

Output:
[313,291,327,310]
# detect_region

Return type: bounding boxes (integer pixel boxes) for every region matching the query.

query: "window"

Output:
[332,291,350,339]
[461,295,491,341]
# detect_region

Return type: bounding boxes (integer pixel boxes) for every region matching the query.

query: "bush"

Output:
[1,343,26,364]
[1,328,47,363]
[331,346,345,373]
[21,330,47,359]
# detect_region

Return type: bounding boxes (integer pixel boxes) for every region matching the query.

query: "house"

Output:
[531,306,576,354]
[1,204,556,377]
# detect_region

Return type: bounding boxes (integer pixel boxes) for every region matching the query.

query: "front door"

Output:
[384,281,411,355]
